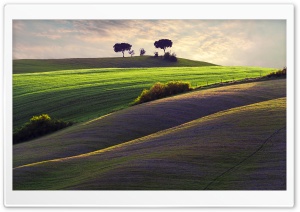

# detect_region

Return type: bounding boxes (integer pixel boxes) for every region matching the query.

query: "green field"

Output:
[13,56,217,74]
[13,65,275,130]
[13,79,286,168]
[13,97,286,190]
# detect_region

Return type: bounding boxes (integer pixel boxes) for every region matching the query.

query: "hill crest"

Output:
[13,56,217,74]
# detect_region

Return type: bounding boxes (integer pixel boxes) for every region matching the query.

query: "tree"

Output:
[140,48,146,56]
[113,43,132,57]
[129,50,135,57]
[154,39,173,53]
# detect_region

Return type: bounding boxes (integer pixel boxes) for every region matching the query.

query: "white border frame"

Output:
[3,4,294,207]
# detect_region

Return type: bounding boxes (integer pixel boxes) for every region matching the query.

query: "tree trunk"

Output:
[122,51,124,57]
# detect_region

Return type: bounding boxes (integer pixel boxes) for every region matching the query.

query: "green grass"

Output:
[13,97,286,190]
[13,79,286,168]
[13,66,275,130]
[13,56,217,74]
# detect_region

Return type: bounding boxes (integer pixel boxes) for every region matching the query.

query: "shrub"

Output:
[267,67,287,78]
[140,48,146,56]
[165,81,190,95]
[134,81,192,104]
[169,52,178,62]
[154,52,159,57]
[128,50,135,57]
[163,52,171,60]
[135,89,151,103]
[163,52,177,62]
[30,114,51,124]
[13,114,73,145]
[148,82,167,99]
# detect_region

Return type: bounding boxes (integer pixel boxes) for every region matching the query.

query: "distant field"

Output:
[13,97,286,190]
[13,66,275,130]
[13,79,286,168]
[13,56,217,74]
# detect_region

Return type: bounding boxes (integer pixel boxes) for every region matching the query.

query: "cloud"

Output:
[13,21,26,32]
[13,20,286,68]
[32,32,62,40]
[13,43,109,59]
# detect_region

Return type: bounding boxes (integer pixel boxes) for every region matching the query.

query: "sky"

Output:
[13,20,286,68]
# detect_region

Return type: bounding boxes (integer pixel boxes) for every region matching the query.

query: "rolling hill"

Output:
[13,97,286,190]
[12,56,286,190]
[13,56,217,74]
[13,79,286,168]
[13,65,275,130]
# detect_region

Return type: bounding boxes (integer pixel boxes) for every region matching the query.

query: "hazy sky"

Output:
[13,20,286,68]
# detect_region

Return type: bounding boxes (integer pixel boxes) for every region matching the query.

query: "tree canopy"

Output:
[154,39,173,53]
[113,43,132,57]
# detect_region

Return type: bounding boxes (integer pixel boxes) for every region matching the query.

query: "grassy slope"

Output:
[206,128,286,190]
[13,56,217,74]
[13,79,286,167]
[13,66,275,130]
[13,97,286,190]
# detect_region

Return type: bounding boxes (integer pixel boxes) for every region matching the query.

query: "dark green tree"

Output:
[154,39,173,53]
[113,43,132,57]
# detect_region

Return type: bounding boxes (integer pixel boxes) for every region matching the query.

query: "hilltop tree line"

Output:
[113,39,176,62]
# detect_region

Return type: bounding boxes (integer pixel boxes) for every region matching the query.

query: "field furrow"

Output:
[13,66,275,129]
[13,97,286,190]
[13,79,286,168]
